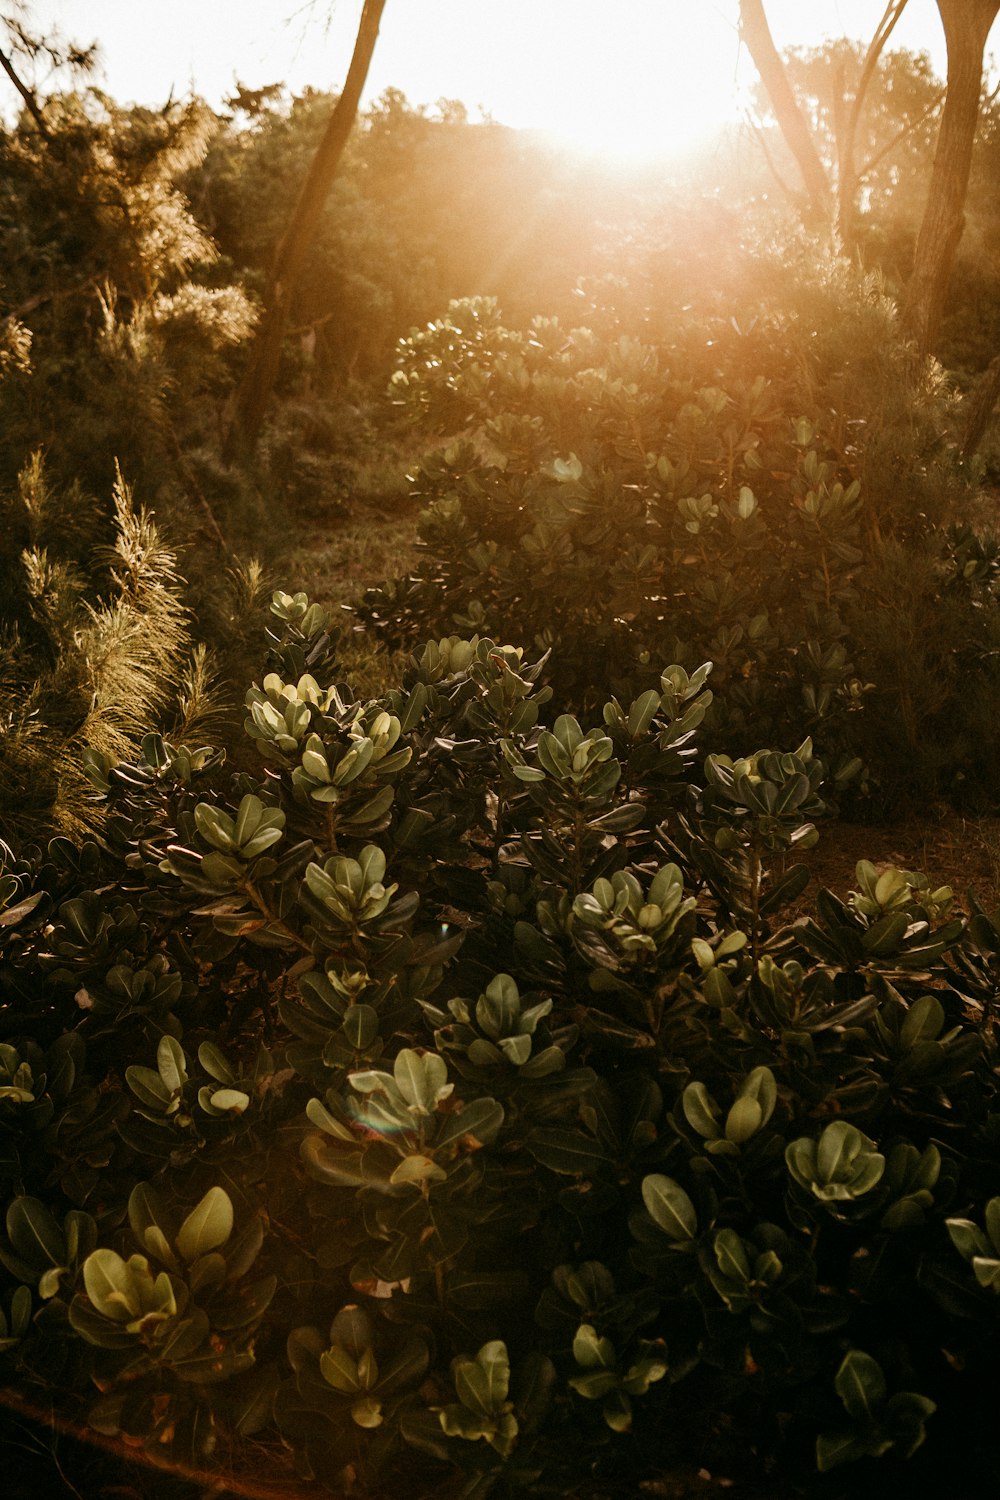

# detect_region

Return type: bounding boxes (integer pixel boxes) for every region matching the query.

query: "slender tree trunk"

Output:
[225,0,386,460]
[833,1,908,249]
[739,0,832,226]
[902,0,1000,356]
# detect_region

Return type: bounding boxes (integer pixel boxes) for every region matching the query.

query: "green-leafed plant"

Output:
[357,289,1000,805]
[2,590,1000,1498]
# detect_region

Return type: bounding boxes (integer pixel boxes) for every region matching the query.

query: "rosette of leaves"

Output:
[87,731,222,811]
[816,1349,935,1471]
[265,589,338,684]
[603,662,713,798]
[0,1195,97,1307]
[243,670,341,762]
[122,1034,291,1161]
[275,1303,430,1489]
[72,953,188,1039]
[785,1120,885,1221]
[465,641,553,738]
[567,1321,667,1433]
[946,1196,1000,1295]
[302,1049,504,1283]
[291,705,411,836]
[424,972,574,1093]
[280,923,461,1085]
[568,863,697,975]
[534,1260,660,1348]
[523,865,700,1056]
[68,1182,275,1461]
[402,1336,556,1496]
[677,1065,779,1161]
[698,1221,826,1338]
[720,956,880,1103]
[867,988,981,1103]
[0,838,56,962]
[300,844,420,952]
[792,862,964,984]
[160,792,313,953]
[692,739,827,944]
[525,1075,663,1227]
[502,714,642,893]
[39,890,149,986]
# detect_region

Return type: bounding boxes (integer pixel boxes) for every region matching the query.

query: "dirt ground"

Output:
[789,811,1000,915]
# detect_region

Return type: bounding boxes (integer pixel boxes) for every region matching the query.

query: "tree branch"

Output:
[837,2,910,242]
[0,44,51,140]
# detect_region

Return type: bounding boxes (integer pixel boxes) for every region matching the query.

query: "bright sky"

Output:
[9,1,999,163]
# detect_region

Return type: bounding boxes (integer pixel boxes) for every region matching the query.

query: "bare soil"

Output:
[792,811,1000,914]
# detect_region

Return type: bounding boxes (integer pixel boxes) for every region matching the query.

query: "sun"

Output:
[476,4,744,169]
[543,75,742,167]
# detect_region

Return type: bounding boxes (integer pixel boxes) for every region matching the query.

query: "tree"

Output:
[741,0,1000,357]
[901,0,1000,354]
[0,3,96,140]
[767,41,944,256]
[225,0,387,459]
[739,0,909,238]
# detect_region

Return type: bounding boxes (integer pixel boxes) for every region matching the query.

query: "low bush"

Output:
[2,592,1000,1497]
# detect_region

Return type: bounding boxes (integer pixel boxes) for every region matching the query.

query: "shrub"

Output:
[357,287,1000,804]
[1,592,999,1496]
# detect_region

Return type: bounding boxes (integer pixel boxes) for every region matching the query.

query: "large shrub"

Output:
[1,592,999,1497]
[357,281,1000,804]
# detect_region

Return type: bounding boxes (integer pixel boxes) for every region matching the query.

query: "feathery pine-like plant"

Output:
[1,591,1000,1497]
[0,459,204,842]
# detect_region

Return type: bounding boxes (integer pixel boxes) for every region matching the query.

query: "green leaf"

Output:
[456,1340,509,1416]
[320,1343,361,1393]
[713,1228,751,1283]
[835,1349,886,1421]
[724,1095,762,1144]
[525,1127,613,1176]
[390,1154,448,1186]
[6,1197,64,1270]
[682,1081,720,1139]
[641,1174,697,1242]
[433,1097,504,1151]
[176,1187,233,1263]
[157,1035,188,1095]
[816,1429,872,1471]
[197,1042,236,1084]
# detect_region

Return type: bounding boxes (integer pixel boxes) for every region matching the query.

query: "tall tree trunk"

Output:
[225,0,386,460]
[739,0,832,227]
[901,0,999,356]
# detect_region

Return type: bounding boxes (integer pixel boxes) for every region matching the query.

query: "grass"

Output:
[283,502,419,698]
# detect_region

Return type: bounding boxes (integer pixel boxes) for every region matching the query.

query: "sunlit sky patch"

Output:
[9,2,1000,165]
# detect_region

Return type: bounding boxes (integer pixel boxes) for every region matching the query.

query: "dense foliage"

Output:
[360,281,1000,805]
[1,594,1000,1497]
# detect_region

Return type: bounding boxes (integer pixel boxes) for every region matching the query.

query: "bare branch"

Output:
[0,44,52,140]
[837,2,910,240]
[855,87,945,182]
